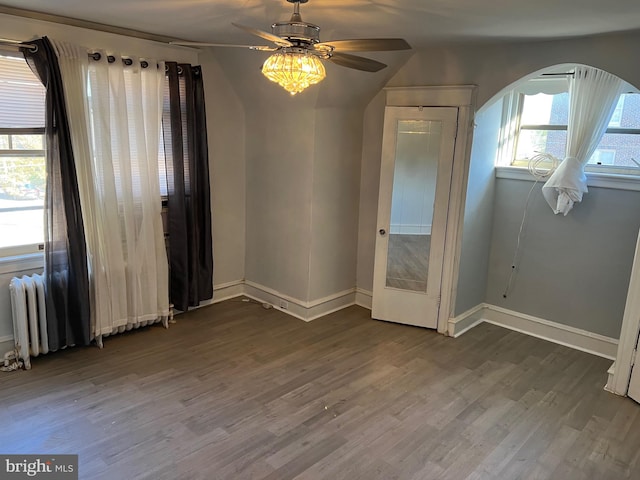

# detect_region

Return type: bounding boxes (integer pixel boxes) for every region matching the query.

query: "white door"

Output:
[372,106,458,328]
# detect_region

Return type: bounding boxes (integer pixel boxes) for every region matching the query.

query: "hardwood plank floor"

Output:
[1,298,639,479]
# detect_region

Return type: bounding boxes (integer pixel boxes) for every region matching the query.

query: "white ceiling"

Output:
[2,0,640,48]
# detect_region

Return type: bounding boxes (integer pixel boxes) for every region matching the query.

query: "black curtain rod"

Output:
[88,52,182,73]
[0,39,182,73]
[89,52,146,68]
[0,38,37,52]
[540,72,575,77]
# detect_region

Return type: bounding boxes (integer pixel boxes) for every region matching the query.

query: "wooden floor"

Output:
[1,299,639,479]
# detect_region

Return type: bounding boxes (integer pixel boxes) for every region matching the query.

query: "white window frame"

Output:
[0,49,47,259]
[498,78,640,177]
[0,127,46,258]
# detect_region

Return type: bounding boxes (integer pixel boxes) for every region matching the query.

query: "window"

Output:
[0,53,46,257]
[501,75,640,175]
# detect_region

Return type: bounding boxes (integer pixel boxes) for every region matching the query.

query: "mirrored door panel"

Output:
[385,120,442,292]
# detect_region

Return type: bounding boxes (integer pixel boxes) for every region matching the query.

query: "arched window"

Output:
[497,65,640,176]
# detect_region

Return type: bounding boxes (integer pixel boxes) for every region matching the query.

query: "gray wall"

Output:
[309,107,362,300]
[486,180,640,338]
[454,98,501,315]
[214,47,408,304]
[199,50,246,288]
[356,92,385,293]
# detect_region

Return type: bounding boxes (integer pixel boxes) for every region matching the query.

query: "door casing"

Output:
[378,86,477,334]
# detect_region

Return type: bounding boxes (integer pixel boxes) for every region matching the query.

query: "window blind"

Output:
[0,53,46,128]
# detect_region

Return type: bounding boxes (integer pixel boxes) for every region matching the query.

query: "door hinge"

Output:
[632,349,638,367]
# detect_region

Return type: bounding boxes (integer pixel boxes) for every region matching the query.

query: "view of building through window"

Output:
[514,91,640,169]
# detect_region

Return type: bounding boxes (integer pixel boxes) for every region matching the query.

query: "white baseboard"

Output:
[355,288,372,310]
[604,362,620,395]
[449,303,618,360]
[448,304,485,337]
[0,336,14,360]
[244,281,357,322]
[211,280,245,303]
[483,304,618,360]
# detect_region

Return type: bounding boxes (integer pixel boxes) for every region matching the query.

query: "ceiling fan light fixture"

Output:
[261,51,326,95]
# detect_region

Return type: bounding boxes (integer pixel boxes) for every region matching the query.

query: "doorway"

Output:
[372,106,458,328]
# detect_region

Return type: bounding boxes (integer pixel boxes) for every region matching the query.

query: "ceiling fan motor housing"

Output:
[272,21,321,46]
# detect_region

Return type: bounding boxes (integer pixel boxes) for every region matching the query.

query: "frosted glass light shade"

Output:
[261,52,326,95]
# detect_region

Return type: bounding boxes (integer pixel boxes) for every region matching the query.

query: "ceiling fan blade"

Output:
[328,52,387,72]
[316,38,411,52]
[169,41,277,51]
[232,23,293,47]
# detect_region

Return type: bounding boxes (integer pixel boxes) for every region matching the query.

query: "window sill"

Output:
[495,166,640,192]
[0,252,44,276]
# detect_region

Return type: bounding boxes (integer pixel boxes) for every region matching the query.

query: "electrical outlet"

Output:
[279,300,288,310]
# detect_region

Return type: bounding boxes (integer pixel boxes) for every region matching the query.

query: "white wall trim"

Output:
[211,280,245,303]
[385,86,476,107]
[175,280,245,313]
[0,336,14,361]
[305,291,357,322]
[609,230,640,396]
[0,253,44,275]
[496,166,640,192]
[605,362,617,394]
[450,303,618,359]
[482,304,618,360]
[355,288,373,310]
[244,280,357,322]
[448,304,485,338]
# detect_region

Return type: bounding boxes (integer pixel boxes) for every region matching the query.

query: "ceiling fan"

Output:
[171,0,412,95]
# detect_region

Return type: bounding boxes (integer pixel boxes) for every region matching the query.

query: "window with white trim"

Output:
[499,74,640,175]
[0,52,46,257]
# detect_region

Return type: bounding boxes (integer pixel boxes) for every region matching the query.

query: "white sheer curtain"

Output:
[542,66,624,215]
[53,40,169,343]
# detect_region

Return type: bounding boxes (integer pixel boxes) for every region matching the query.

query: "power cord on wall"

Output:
[502,153,560,299]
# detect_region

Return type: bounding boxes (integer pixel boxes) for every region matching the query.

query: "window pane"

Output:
[10,134,43,150]
[515,129,567,160]
[588,149,616,166]
[521,92,569,125]
[0,54,46,129]
[610,93,640,129]
[0,155,45,249]
[0,54,46,256]
[592,132,640,168]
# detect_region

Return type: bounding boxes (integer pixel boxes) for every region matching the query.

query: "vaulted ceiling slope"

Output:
[1,0,640,48]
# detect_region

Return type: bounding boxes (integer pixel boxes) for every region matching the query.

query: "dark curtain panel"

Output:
[162,62,213,311]
[22,37,91,349]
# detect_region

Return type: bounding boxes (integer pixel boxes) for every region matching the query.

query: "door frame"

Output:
[606,228,640,396]
[384,86,477,334]
[372,106,459,328]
